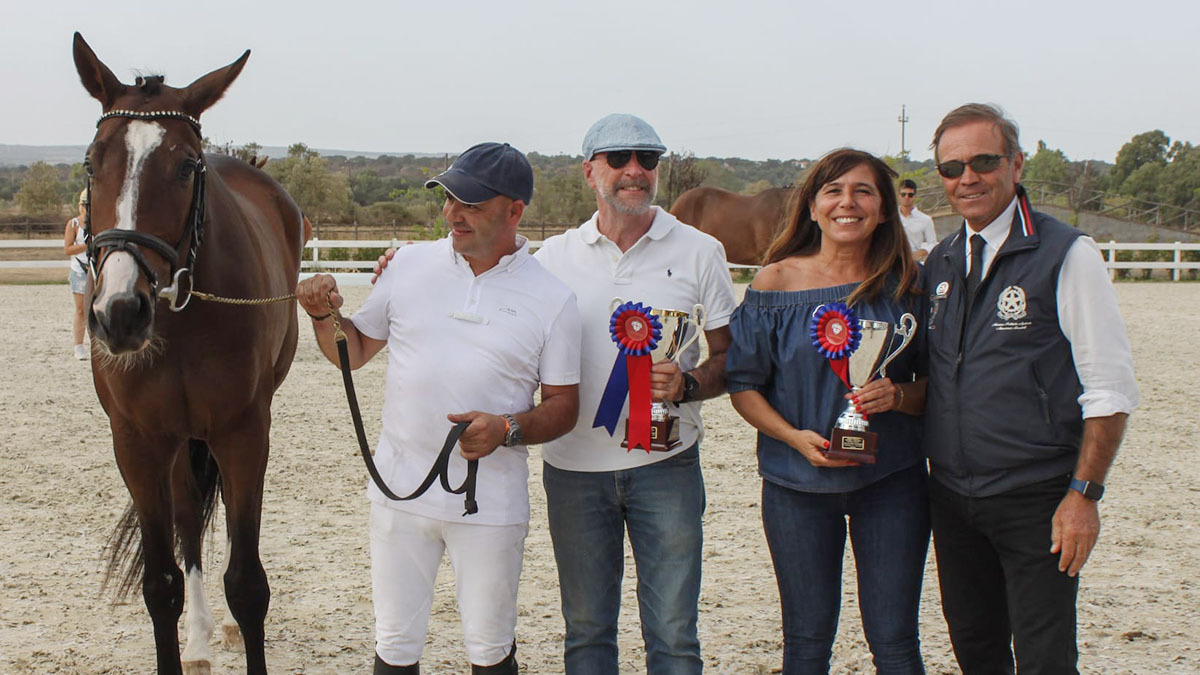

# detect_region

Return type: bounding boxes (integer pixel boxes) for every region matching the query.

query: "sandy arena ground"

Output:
[0,281,1196,673]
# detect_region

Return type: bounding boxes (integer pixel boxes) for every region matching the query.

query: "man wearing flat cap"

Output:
[534,114,738,673]
[298,142,581,674]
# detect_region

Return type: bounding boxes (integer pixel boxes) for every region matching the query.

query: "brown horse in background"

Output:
[73,33,303,674]
[669,186,795,265]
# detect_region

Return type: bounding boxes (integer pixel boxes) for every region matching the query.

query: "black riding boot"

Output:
[374,652,419,674]
[471,640,518,674]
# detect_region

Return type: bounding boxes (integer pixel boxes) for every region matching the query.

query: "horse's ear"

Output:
[182,50,250,117]
[73,32,125,108]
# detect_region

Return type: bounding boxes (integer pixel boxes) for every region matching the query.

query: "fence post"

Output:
[1108,240,1116,282]
[312,237,320,270]
[1174,242,1182,282]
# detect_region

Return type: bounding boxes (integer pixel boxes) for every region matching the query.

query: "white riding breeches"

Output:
[369,502,526,666]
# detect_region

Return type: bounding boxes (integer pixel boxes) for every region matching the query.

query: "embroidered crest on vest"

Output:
[996,285,1027,321]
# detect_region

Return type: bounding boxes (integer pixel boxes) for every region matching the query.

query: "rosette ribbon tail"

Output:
[625,353,653,452]
[592,353,629,435]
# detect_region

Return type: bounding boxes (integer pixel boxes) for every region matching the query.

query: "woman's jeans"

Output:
[762,464,930,674]
[543,444,705,675]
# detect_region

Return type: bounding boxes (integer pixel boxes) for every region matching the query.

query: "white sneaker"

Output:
[74,344,87,360]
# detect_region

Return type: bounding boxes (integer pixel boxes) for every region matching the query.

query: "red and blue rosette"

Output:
[810,302,861,390]
[592,301,662,451]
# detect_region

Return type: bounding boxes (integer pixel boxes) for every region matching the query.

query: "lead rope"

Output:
[328,304,479,516]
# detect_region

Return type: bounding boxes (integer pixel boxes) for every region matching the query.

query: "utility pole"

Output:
[898,104,909,174]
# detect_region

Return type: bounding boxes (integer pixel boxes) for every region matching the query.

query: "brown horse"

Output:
[73,33,303,674]
[669,186,795,265]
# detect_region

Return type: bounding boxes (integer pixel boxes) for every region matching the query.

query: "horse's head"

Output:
[72,32,249,356]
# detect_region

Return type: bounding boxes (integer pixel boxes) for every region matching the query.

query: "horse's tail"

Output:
[101,439,222,601]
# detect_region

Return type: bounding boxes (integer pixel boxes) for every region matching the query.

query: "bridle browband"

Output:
[85,109,207,312]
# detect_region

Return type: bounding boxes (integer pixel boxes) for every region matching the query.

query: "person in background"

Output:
[923,102,1138,672]
[63,189,89,360]
[898,179,938,262]
[726,148,929,673]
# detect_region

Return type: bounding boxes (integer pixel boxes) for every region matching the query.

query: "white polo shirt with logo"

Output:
[352,236,580,525]
[534,206,737,472]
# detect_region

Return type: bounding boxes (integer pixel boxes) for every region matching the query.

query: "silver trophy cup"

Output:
[827,313,917,463]
[610,299,707,451]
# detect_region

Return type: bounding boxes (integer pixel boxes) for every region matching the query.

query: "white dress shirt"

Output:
[962,198,1139,419]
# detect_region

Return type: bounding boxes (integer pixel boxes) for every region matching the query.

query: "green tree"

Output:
[1112,130,1169,187]
[16,161,64,216]
[1023,141,1072,185]
[266,143,353,222]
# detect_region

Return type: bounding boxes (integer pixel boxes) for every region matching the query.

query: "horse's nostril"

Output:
[106,292,155,342]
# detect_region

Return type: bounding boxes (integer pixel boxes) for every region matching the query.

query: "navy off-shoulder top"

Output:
[726,282,927,493]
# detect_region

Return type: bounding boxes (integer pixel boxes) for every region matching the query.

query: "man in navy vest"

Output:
[922,103,1138,673]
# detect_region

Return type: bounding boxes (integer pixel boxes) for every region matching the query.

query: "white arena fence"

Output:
[4,238,1198,286]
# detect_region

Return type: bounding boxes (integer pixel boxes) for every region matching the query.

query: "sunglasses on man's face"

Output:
[899,191,916,198]
[604,150,662,171]
[936,153,1006,179]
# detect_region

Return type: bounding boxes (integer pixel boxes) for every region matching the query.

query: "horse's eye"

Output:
[83,160,95,178]
[178,160,196,180]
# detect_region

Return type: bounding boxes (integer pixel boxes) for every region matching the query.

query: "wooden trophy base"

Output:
[826,428,878,464]
[622,417,682,452]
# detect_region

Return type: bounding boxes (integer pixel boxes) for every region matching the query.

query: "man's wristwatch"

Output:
[501,414,522,447]
[1069,477,1105,501]
[676,371,700,404]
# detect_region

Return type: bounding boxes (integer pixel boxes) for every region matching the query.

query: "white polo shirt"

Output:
[535,206,737,472]
[352,236,580,525]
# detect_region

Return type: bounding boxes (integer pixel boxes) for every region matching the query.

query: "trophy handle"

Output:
[876,312,917,379]
[609,297,625,315]
[673,304,706,359]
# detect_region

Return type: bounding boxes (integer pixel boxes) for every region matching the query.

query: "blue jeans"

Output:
[543,444,705,675]
[762,464,930,674]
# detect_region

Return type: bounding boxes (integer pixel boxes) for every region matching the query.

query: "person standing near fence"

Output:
[63,189,89,360]
[898,178,938,261]
[299,142,581,673]
[923,102,1139,672]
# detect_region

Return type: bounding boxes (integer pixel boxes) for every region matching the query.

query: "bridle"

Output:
[84,109,207,312]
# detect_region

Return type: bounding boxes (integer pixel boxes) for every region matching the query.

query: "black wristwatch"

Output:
[1069,477,1104,501]
[501,414,522,447]
[676,371,700,404]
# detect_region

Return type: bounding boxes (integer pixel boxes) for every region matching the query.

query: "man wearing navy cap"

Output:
[298,142,581,674]
[535,114,738,673]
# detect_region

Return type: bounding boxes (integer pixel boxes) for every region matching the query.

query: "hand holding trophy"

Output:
[810,302,916,464]
[593,299,706,452]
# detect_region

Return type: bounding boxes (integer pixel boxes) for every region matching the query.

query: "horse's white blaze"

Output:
[181,564,214,665]
[93,120,165,309]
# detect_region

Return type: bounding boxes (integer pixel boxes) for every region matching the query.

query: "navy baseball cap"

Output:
[425,142,534,205]
[582,113,667,160]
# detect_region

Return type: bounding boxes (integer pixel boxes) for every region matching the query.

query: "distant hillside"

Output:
[0,144,440,167]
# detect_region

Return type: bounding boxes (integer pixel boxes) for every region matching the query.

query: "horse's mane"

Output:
[132,73,166,95]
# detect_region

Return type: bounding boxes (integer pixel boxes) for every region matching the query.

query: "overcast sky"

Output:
[4,0,1196,163]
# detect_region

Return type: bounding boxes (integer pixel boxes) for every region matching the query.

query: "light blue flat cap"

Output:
[582,113,667,159]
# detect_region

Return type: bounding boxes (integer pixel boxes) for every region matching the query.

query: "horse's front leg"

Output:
[175,440,221,675]
[114,423,187,674]
[209,407,272,675]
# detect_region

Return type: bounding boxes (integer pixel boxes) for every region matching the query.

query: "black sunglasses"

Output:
[936,153,1006,179]
[604,150,661,171]
[899,191,916,197]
